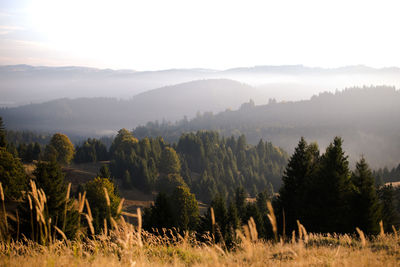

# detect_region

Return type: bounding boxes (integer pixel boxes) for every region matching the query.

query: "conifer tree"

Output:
[378,184,400,231]
[109,128,138,156]
[98,164,111,178]
[143,192,173,230]
[0,117,6,148]
[278,137,318,232]
[351,157,381,234]
[144,185,199,232]
[20,161,79,239]
[171,185,199,231]
[32,142,42,161]
[85,177,121,233]
[210,193,228,238]
[0,147,28,200]
[45,133,75,165]
[159,147,181,175]
[235,187,246,222]
[312,137,353,233]
[227,201,240,230]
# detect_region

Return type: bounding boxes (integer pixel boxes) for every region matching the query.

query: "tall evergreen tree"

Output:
[278,137,319,232]
[0,147,28,200]
[85,177,121,234]
[351,157,381,234]
[143,192,173,230]
[0,117,6,148]
[32,142,42,161]
[98,164,111,178]
[45,133,75,165]
[378,184,400,231]
[312,137,353,233]
[144,185,199,232]
[235,186,247,222]
[159,147,181,175]
[20,161,79,239]
[171,185,199,231]
[210,193,228,239]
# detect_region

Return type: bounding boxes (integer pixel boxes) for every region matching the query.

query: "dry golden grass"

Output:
[0,230,399,266]
[1,184,399,266]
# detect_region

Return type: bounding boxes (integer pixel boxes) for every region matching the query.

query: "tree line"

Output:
[107,129,287,203]
[145,136,400,245]
[373,164,400,184]
[1,116,400,244]
[133,86,400,169]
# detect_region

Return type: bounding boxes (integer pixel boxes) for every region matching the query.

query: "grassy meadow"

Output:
[0,223,399,266]
[0,180,399,266]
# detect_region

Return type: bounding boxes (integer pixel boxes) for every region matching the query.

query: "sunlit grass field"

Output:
[0,181,399,266]
[1,229,399,266]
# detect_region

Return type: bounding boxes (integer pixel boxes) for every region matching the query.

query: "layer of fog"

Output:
[1,64,400,107]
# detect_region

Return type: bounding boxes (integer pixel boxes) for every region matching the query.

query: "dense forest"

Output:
[2,115,400,244]
[107,129,287,202]
[373,164,400,184]
[3,120,288,202]
[2,85,399,168]
[133,86,400,168]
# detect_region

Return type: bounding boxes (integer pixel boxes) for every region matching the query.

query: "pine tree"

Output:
[210,193,228,239]
[123,170,131,188]
[143,192,173,230]
[278,137,318,232]
[378,184,400,231]
[156,173,187,195]
[235,186,246,222]
[0,147,28,200]
[351,157,381,234]
[159,147,181,175]
[109,128,138,157]
[45,133,75,165]
[20,161,79,239]
[227,201,240,230]
[98,164,111,178]
[171,185,199,231]
[0,117,6,148]
[312,137,353,233]
[225,201,240,247]
[33,161,67,215]
[85,177,121,234]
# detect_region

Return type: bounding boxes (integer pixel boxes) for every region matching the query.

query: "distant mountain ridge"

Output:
[2,64,400,107]
[133,86,400,169]
[1,83,399,167]
[3,63,400,74]
[0,79,261,135]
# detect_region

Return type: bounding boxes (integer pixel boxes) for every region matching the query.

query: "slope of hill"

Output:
[133,86,400,168]
[0,79,260,135]
[2,64,400,107]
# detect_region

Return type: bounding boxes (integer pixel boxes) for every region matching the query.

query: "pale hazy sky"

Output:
[1,0,399,70]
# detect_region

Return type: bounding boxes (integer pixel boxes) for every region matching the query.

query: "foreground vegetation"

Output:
[1,208,399,266]
[1,116,400,265]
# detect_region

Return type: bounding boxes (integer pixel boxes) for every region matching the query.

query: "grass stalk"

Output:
[0,182,8,233]
[266,201,277,242]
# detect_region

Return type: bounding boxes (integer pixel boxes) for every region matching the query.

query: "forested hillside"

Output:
[107,129,287,202]
[2,85,398,168]
[2,64,400,107]
[2,114,400,263]
[0,79,260,135]
[134,86,400,168]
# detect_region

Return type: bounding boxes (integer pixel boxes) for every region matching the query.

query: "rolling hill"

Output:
[0,79,261,135]
[2,64,400,107]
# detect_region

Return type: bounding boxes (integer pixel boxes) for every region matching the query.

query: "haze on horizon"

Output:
[1,0,400,71]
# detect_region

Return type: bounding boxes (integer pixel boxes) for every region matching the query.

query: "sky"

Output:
[1,0,400,71]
